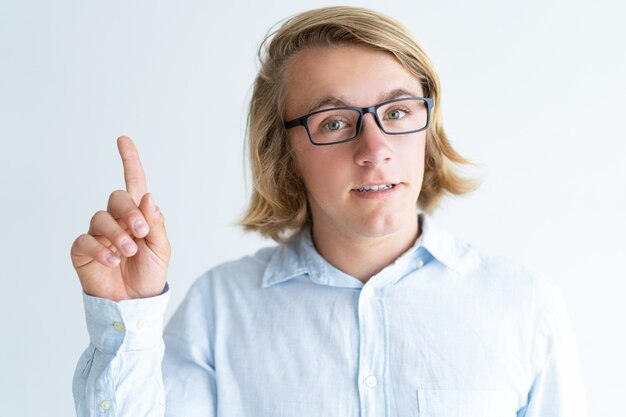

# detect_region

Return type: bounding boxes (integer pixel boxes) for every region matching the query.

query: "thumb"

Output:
[138,192,171,260]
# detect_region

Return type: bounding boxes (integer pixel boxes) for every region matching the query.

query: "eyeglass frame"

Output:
[284,97,434,146]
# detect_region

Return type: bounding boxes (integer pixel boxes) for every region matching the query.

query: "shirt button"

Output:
[101,400,111,410]
[415,258,425,269]
[137,319,150,330]
[365,375,378,388]
[362,287,375,298]
[112,321,125,332]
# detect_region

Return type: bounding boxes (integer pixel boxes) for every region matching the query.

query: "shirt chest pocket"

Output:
[416,388,519,417]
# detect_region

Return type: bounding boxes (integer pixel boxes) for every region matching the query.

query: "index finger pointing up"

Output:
[117,136,147,205]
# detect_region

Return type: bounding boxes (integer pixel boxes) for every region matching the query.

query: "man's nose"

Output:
[353,113,392,167]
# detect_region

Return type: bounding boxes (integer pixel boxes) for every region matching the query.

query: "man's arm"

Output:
[518,284,587,416]
[70,136,173,415]
[72,289,169,417]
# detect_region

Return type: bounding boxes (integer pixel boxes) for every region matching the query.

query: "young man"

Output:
[71,6,586,417]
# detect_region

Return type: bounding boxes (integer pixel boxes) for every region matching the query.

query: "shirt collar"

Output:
[261,213,471,289]
[418,214,474,274]
[261,226,363,289]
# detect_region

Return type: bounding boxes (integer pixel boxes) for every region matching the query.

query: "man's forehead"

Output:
[282,44,424,117]
[303,88,423,114]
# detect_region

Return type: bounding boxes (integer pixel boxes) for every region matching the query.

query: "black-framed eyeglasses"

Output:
[284,97,434,146]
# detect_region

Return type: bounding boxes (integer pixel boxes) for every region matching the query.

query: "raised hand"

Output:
[70,136,171,301]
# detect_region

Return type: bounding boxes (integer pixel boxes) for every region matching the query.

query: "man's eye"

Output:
[387,109,406,119]
[323,120,345,131]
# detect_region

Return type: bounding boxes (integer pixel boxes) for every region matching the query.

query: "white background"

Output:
[1,0,624,416]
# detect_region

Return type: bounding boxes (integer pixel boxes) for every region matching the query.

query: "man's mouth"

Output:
[354,184,395,192]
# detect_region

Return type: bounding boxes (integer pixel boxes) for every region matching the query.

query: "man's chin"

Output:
[351,212,414,239]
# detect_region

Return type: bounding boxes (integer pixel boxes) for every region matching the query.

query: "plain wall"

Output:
[1,0,624,416]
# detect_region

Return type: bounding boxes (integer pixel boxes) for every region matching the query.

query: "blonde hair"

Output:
[240,6,478,242]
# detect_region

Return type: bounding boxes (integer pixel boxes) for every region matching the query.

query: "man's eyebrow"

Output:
[305,88,421,114]
[379,88,421,103]
[306,97,349,114]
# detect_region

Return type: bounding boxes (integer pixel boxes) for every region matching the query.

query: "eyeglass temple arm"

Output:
[284,117,305,128]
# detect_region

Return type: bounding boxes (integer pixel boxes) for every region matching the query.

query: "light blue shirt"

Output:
[73,214,587,416]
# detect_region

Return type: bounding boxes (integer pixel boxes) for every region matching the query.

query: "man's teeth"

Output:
[357,184,393,192]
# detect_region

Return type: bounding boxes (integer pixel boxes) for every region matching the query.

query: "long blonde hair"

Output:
[240,6,478,242]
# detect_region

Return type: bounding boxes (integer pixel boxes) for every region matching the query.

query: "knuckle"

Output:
[90,210,109,227]
[108,189,128,202]
[125,174,143,184]
[74,233,92,248]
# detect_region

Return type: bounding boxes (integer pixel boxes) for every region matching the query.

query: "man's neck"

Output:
[310,216,420,283]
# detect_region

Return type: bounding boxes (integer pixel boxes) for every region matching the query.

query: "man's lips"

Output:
[351,182,399,192]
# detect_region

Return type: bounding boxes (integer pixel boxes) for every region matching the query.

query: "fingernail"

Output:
[105,252,120,266]
[122,238,137,254]
[133,219,148,235]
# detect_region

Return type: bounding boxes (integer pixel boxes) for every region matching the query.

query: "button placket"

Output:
[357,285,387,417]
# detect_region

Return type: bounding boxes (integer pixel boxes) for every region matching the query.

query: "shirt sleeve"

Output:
[72,285,170,417]
[517,282,588,417]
